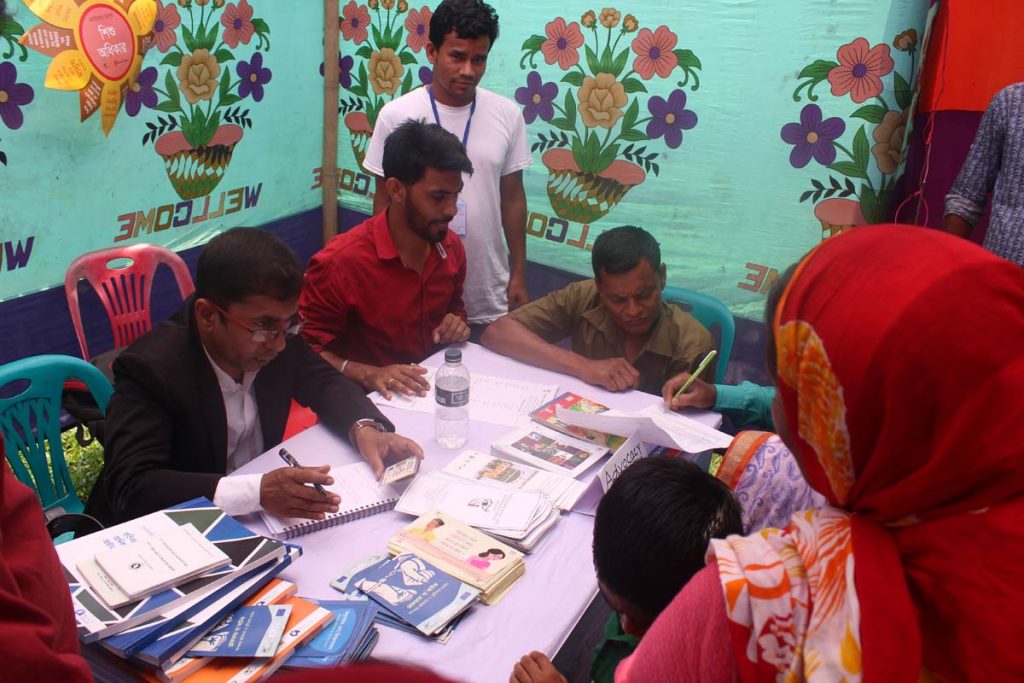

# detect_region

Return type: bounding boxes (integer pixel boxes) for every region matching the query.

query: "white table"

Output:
[233,343,721,683]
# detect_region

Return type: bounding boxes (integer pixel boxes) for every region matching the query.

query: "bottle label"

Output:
[435,387,469,407]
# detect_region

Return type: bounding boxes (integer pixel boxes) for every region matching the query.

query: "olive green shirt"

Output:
[511,279,715,395]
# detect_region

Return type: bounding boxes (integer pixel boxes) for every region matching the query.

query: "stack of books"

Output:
[285,595,379,669]
[395,471,560,552]
[440,450,588,510]
[332,553,479,641]
[388,512,526,605]
[58,498,350,682]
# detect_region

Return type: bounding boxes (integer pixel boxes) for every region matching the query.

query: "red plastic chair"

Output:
[64,244,195,360]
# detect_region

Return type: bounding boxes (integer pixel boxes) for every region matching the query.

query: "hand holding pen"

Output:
[258,449,341,521]
[662,350,719,411]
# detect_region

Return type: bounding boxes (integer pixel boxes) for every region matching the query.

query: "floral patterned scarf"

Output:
[711,225,1024,681]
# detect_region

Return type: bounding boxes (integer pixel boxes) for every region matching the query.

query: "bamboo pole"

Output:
[322,0,341,245]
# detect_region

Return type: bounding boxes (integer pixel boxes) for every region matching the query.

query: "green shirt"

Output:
[590,612,639,683]
[512,280,715,395]
[713,381,776,430]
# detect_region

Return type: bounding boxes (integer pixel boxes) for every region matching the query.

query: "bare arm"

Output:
[943,89,1007,236]
[499,171,529,310]
[941,213,974,238]
[319,348,429,399]
[481,315,638,391]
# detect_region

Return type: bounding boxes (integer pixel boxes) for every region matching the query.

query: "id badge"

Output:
[450,198,468,236]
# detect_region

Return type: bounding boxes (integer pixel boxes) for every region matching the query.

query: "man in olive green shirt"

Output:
[482,226,714,395]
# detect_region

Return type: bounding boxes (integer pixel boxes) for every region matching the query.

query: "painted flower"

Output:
[871,109,906,174]
[368,0,378,8]
[0,62,35,130]
[321,55,355,89]
[599,8,620,29]
[828,38,894,103]
[515,71,558,123]
[893,29,917,52]
[646,89,696,149]
[405,6,432,53]
[541,18,584,71]
[178,48,221,104]
[631,26,678,80]
[780,103,846,168]
[622,14,638,33]
[153,1,182,53]
[581,10,596,29]
[340,1,371,44]
[397,0,408,12]
[381,0,395,9]
[125,67,158,116]
[195,0,209,6]
[368,48,404,95]
[419,66,433,85]
[214,0,225,7]
[177,0,191,6]
[221,0,256,49]
[578,72,626,129]
[238,52,272,102]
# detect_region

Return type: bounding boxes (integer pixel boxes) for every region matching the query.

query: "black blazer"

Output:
[86,300,392,525]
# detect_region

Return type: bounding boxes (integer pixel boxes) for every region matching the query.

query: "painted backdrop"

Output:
[336,0,933,319]
[0,0,327,302]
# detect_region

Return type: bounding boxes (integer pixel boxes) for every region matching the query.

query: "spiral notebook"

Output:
[260,462,401,539]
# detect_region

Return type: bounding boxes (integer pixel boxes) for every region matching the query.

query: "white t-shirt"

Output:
[363,86,532,324]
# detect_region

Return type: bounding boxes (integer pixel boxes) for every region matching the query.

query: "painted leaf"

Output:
[860,184,881,223]
[156,101,179,113]
[356,45,372,59]
[549,117,574,132]
[599,45,613,73]
[401,68,413,94]
[894,72,912,111]
[585,46,600,75]
[611,49,629,76]
[563,89,577,128]
[204,24,219,51]
[165,71,180,108]
[521,35,544,52]
[371,24,385,50]
[620,98,639,131]
[798,59,838,81]
[161,52,182,67]
[621,77,646,94]
[215,48,234,64]
[220,93,240,106]
[399,50,418,65]
[827,161,867,179]
[562,71,584,87]
[182,26,196,52]
[618,129,647,142]
[674,49,701,70]
[851,104,886,124]
[252,19,270,35]
[219,70,230,99]
[852,125,869,171]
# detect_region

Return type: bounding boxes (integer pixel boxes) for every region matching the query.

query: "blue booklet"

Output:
[286,595,379,667]
[343,553,479,637]
[186,604,292,658]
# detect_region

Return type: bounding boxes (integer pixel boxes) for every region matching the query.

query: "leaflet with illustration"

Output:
[441,449,586,510]
[491,423,610,479]
[555,403,732,453]
[186,605,291,658]
[396,473,548,534]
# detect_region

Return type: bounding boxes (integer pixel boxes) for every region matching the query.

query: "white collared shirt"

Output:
[204,348,265,516]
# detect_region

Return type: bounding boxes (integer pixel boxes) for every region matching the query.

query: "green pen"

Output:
[673,349,718,399]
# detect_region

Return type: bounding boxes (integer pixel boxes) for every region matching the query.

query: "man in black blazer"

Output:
[86,228,422,525]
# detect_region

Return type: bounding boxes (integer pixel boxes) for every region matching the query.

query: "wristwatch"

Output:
[348,418,387,445]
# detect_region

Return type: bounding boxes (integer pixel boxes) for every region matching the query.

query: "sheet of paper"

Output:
[555,404,732,453]
[396,474,547,534]
[371,367,558,427]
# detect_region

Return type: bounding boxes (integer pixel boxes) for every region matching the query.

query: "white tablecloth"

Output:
[232,343,721,683]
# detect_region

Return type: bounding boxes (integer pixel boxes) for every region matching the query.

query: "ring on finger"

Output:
[386,378,394,388]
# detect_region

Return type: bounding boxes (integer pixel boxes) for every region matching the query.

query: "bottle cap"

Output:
[444,349,462,364]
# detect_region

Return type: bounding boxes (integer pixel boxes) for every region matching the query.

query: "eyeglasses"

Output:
[210,302,304,343]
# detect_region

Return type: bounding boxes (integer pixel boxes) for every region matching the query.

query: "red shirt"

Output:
[300,211,467,367]
[0,457,92,681]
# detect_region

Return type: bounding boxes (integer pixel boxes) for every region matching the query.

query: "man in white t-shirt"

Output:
[363,0,532,332]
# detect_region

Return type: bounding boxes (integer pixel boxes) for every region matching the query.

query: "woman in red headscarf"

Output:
[616,225,1024,682]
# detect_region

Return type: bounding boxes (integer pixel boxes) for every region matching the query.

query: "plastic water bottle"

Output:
[435,349,469,449]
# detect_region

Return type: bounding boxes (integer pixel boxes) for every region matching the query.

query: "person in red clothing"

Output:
[301,120,473,398]
[0,452,93,681]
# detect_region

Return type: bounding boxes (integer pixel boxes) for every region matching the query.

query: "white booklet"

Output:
[555,403,732,453]
[396,473,549,535]
[81,524,230,608]
[491,424,610,479]
[442,450,587,510]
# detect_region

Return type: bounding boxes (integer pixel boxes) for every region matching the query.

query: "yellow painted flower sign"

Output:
[19,0,157,135]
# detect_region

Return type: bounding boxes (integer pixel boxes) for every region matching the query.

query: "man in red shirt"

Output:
[301,121,472,398]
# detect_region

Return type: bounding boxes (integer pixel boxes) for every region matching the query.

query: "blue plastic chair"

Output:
[661,286,735,384]
[0,355,113,519]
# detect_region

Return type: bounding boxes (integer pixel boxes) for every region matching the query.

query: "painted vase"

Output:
[344,111,372,171]
[154,124,244,200]
[542,148,646,224]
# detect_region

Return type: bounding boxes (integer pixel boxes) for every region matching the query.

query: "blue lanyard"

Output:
[428,85,476,149]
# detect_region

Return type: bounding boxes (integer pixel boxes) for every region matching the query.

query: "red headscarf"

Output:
[711,225,1024,681]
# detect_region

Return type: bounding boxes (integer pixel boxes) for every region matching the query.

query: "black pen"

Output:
[278,448,330,498]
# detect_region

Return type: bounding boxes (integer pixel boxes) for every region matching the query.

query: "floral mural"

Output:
[130,0,270,200]
[0,10,32,167]
[517,7,702,224]
[784,30,918,238]
[337,0,432,169]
